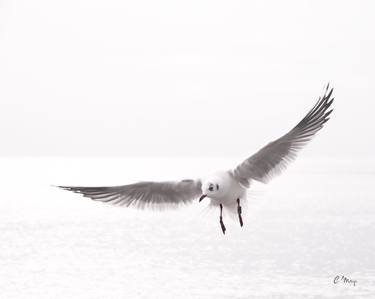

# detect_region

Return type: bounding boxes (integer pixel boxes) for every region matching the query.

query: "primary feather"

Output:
[57,179,202,209]
[232,84,334,187]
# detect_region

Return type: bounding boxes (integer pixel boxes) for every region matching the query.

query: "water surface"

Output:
[0,157,374,298]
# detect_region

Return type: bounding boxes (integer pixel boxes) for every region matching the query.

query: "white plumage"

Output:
[58,84,334,234]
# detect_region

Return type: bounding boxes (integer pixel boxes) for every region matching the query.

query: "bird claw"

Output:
[238,214,243,227]
[220,216,226,234]
[237,199,244,227]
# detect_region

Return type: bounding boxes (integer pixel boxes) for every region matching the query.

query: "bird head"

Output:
[199,175,226,202]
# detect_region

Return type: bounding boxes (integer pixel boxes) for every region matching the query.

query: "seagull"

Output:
[57,84,334,234]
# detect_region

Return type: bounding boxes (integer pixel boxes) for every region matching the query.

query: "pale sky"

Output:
[0,0,374,157]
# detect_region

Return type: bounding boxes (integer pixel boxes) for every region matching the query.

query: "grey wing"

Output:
[57,179,202,209]
[232,84,334,187]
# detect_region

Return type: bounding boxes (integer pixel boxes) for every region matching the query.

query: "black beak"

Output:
[199,194,207,202]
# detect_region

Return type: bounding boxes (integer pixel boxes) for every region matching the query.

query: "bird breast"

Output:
[206,171,246,205]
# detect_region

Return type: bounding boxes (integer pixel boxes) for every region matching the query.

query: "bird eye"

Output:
[216,184,219,190]
[208,184,214,191]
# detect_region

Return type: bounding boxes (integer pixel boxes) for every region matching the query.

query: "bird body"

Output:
[57,84,334,234]
[201,171,246,208]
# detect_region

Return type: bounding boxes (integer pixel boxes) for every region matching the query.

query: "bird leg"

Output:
[219,204,226,235]
[237,198,243,227]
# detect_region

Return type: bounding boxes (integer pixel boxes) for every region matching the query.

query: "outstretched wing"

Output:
[232,84,334,187]
[57,179,202,209]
